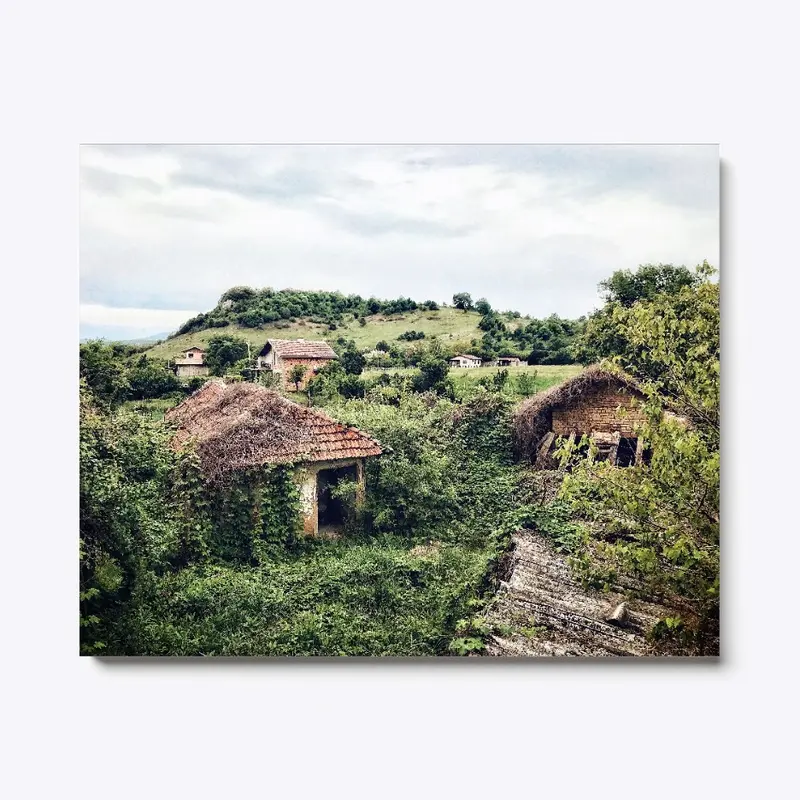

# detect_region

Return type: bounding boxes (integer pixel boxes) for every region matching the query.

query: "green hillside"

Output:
[146,307,528,361]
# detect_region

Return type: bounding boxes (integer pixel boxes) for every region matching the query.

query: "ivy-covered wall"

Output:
[173,452,303,565]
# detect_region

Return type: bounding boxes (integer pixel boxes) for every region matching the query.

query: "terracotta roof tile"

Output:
[165,381,382,479]
[260,338,338,360]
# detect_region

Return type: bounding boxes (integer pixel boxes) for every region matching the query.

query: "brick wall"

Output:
[276,357,329,390]
[551,385,648,436]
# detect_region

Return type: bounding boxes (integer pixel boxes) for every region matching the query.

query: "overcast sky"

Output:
[79,144,719,339]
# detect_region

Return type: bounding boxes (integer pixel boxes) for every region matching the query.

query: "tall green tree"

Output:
[79,340,131,407]
[452,292,473,311]
[574,262,709,366]
[340,344,366,375]
[205,334,249,376]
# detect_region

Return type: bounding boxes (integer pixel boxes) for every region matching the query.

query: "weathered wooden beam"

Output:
[534,431,556,468]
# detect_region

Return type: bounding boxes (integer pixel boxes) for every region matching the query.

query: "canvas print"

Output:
[79,144,720,657]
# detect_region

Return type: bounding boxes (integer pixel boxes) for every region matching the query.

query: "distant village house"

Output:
[497,356,522,367]
[449,354,482,368]
[257,338,338,390]
[174,347,209,378]
[513,366,651,468]
[165,381,383,536]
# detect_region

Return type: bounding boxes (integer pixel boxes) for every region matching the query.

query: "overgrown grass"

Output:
[120,397,181,420]
[123,538,494,656]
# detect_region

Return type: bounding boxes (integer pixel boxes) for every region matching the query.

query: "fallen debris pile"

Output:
[483,530,700,657]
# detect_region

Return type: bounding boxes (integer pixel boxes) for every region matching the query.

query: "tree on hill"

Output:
[475,297,492,316]
[452,292,473,311]
[205,334,249,376]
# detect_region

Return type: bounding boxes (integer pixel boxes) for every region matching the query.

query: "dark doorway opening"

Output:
[317,465,358,526]
[615,437,638,467]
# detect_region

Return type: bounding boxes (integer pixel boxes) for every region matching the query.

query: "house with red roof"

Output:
[257,338,338,390]
[165,380,383,535]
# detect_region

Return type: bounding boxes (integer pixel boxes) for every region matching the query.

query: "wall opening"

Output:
[615,437,638,467]
[317,465,358,527]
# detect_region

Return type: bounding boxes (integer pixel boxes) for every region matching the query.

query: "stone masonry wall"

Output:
[551,385,648,437]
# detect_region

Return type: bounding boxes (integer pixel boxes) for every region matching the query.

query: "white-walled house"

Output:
[175,347,209,378]
[449,354,482,368]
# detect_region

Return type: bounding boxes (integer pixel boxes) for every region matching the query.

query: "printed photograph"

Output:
[79,144,720,657]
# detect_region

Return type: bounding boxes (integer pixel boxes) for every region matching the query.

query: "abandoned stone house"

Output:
[513,366,651,468]
[497,356,522,367]
[257,338,338,390]
[449,353,482,368]
[165,380,383,535]
[174,347,210,378]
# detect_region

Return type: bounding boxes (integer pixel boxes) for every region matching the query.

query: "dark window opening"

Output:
[317,466,358,527]
[615,437,638,467]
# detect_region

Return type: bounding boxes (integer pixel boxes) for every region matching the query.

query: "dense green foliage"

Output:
[80,365,527,655]
[80,340,183,406]
[558,266,720,651]
[80,262,719,656]
[573,262,707,367]
[205,334,250,376]
[174,287,427,336]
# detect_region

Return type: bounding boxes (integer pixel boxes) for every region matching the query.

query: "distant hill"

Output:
[144,308,517,361]
[80,328,172,344]
[142,286,583,364]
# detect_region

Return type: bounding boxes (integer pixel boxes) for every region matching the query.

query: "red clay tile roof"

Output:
[165,380,382,480]
[259,338,338,359]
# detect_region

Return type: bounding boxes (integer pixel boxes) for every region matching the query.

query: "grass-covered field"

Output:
[365,363,583,395]
[144,307,530,361]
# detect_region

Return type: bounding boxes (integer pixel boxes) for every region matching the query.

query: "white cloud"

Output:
[79,144,719,324]
[80,304,200,329]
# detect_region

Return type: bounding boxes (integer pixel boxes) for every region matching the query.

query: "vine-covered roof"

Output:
[165,380,382,479]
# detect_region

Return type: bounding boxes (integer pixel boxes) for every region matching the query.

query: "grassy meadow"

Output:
[144,307,531,361]
[365,363,582,397]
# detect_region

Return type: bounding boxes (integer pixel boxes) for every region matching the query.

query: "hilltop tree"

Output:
[574,261,713,370]
[452,292,473,311]
[475,297,492,316]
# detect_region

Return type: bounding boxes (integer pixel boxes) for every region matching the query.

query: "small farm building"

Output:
[449,354,482,368]
[497,356,522,367]
[513,365,650,468]
[165,380,383,535]
[257,338,338,390]
[174,347,209,378]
